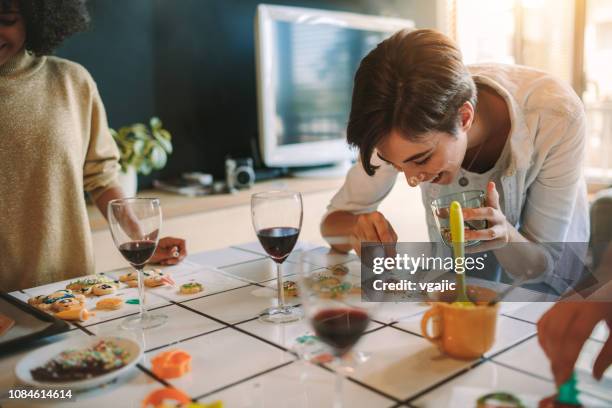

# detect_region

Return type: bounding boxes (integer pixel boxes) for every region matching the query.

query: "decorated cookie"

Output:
[28,295,46,306]
[36,303,53,312]
[66,275,115,292]
[53,297,82,312]
[119,271,138,282]
[74,286,93,296]
[127,279,140,288]
[180,282,203,295]
[93,283,116,296]
[312,276,341,293]
[145,274,165,287]
[96,297,123,311]
[47,290,73,300]
[283,280,298,298]
[331,264,349,276]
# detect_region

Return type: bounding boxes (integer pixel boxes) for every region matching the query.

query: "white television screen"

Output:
[255,5,414,169]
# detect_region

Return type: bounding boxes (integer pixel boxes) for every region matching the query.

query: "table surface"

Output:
[2,243,611,408]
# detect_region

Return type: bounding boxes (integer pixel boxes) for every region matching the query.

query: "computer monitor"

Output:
[255,4,414,174]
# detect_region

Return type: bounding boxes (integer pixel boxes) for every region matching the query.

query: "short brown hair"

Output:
[347,29,477,175]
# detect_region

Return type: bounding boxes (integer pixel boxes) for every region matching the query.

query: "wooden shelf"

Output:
[87,177,346,231]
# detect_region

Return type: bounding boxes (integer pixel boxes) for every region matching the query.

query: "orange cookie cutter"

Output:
[142,387,191,408]
[151,349,192,379]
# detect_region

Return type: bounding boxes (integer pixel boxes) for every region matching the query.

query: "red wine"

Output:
[119,240,156,268]
[313,309,370,356]
[256,227,299,263]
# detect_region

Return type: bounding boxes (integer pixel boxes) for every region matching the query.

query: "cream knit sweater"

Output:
[0,49,119,291]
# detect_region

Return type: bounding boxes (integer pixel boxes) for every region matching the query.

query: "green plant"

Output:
[110,117,173,175]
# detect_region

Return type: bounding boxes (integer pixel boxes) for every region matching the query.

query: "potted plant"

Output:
[111,117,173,196]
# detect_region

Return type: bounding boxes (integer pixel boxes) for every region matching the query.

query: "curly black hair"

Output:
[0,0,90,55]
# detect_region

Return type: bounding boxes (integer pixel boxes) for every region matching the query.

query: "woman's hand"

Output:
[150,237,187,265]
[350,211,397,256]
[463,181,510,251]
[537,301,612,387]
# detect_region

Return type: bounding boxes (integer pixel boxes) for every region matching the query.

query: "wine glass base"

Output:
[120,312,168,330]
[259,305,303,323]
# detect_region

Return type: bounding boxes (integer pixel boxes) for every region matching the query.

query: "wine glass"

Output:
[297,263,373,408]
[251,190,303,323]
[108,198,167,330]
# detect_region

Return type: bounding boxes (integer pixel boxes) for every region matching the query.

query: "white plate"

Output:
[15,335,142,391]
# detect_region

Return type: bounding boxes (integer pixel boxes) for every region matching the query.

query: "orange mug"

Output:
[420,301,499,360]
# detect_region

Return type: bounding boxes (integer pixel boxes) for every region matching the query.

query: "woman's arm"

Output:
[95,185,187,265]
[94,185,124,220]
[83,80,187,265]
[322,210,398,255]
[321,157,399,254]
[321,210,358,253]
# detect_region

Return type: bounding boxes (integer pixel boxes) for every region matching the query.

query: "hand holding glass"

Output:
[108,198,167,330]
[431,190,487,247]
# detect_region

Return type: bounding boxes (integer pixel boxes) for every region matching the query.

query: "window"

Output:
[447,0,612,183]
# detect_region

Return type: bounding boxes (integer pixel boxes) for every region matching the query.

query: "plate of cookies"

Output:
[15,335,142,390]
[26,274,127,322]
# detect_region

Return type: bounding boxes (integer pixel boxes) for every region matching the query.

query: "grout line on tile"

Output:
[192,360,295,401]
[73,322,94,336]
[172,301,239,328]
[484,333,537,361]
[232,316,260,326]
[82,302,173,329]
[317,363,402,404]
[388,324,424,338]
[228,325,297,355]
[228,245,266,257]
[364,324,388,335]
[404,358,487,404]
[144,326,229,354]
[215,255,268,269]
[372,318,392,326]
[171,299,298,357]
[490,360,553,383]
[172,283,253,304]
[501,313,539,326]
[137,363,172,388]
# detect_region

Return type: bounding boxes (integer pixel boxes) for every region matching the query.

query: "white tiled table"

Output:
[2,244,611,408]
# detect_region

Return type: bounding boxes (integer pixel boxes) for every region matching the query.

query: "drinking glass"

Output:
[251,190,303,323]
[298,264,373,408]
[431,190,487,247]
[108,198,167,330]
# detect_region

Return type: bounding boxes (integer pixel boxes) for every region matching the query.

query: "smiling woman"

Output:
[321,29,589,293]
[0,0,187,292]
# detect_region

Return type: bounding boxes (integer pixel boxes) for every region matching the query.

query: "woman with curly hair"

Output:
[0,0,186,291]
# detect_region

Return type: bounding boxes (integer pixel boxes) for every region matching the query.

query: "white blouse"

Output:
[325,63,590,290]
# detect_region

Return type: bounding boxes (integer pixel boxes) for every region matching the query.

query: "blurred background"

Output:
[57,0,612,191]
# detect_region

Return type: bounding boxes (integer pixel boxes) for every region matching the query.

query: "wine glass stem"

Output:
[334,365,344,408]
[137,267,147,317]
[276,262,285,308]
